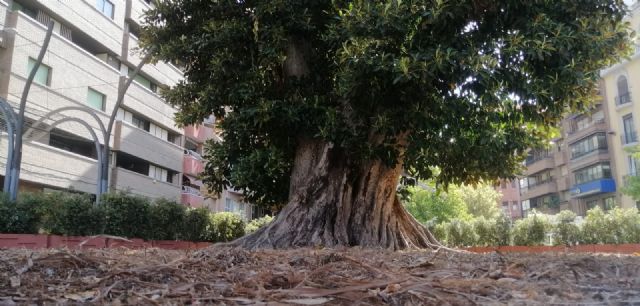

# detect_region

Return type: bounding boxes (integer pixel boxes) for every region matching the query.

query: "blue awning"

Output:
[570,178,616,198]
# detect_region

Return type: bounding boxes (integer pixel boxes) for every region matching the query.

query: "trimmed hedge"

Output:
[436,207,640,247]
[0,191,250,243]
[245,215,273,234]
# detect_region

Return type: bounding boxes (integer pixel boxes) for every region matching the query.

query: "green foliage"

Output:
[457,184,501,220]
[473,217,497,247]
[553,210,580,246]
[445,218,476,247]
[148,199,186,240]
[143,0,631,208]
[101,192,151,239]
[581,207,640,244]
[404,186,470,224]
[39,192,103,236]
[431,222,448,244]
[580,206,614,244]
[512,212,551,246]
[245,215,274,234]
[205,212,246,243]
[181,208,211,242]
[0,193,41,234]
[494,214,512,246]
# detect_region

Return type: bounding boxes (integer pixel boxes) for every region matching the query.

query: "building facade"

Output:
[494,179,522,219]
[520,93,619,217]
[600,2,640,211]
[0,0,254,218]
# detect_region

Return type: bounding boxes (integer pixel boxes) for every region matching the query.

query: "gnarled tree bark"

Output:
[232,137,440,250]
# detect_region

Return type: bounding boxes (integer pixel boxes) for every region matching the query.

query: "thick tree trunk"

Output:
[233,138,440,250]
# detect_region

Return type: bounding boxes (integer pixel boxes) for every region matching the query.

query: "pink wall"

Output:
[495,179,522,219]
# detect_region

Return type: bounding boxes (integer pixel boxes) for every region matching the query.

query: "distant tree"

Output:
[458,183,502,220]
[143,0,630,249]
[404,185,471,224]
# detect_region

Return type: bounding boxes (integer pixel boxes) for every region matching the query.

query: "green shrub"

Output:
[553,210,580,246]
[101,192,151,239]
[430,222,448,244]
[0,193,39,234]
[182,208,211,242]
[605,207,640,244]
[473,217,497,246]
[0,193,44,234]
[580,206,614,244]
[445,218,476,247]
[205,212,245,242]
[494,214,512,246]
[512,212,551,246]
[148,199,186,240]
[39,192,103,236]
[245,215,273,234]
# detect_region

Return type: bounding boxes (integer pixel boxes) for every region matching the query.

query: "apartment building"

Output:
[599,2,640,211]
[494,179,522,220]
[520,95,620,217]
[0,0,254,218]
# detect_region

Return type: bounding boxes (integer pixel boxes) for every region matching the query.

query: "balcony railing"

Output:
[568,118,606,135]
[525,152,551,166]
[615,92,632,106]
[621,131,638,145]
[571,147,608,160]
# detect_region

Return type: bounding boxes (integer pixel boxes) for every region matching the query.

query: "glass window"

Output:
[96,0,114,19]
[629,155,638,176]
[604,197,616,211]
[27,58,51,86]
[570,133,607,159]
[574,162,612,185]
[623,114,637,144]
[87,88,106,111]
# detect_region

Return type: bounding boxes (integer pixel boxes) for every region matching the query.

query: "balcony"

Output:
[569,150,610,170]
[566,119,607,142]
[524,157,555,175]
[615,92,632,107]
[130,0,153,24]
[621,131,638,146]
[521,181,557,200]
[183,153,204,176]
[114,121,183,171]
[184,125,214,143]
[127,35,182,87]
[115,168,181,200]
[570,178,616,198]
[181,186,204,208]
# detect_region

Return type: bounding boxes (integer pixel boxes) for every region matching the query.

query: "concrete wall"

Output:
[115,168,180,200]
[114,121,183,171]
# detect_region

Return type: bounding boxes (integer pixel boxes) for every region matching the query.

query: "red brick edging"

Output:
[466,244,640,254]
[0,234,212,250]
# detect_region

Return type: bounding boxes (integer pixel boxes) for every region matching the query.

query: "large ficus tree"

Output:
[143,0,629,249]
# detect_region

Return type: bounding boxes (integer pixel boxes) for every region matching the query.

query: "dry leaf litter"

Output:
[0,246,639,305]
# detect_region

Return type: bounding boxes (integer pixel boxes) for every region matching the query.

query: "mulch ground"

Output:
[0,246,639,305]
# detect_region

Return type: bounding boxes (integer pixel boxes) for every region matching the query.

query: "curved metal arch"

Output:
[35,117,105,201]
[0,98,18,193]
[24,106,108,142]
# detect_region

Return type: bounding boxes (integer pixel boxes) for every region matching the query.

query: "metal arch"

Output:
[0,98,18,193]
[24,106,108,142]
[38,117,105,202]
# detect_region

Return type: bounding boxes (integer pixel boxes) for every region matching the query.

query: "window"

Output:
[622,114,637,144]
[87,88,106,111]
[225,198,246,219]
[604,197,616,211]
[586,199,599,210]
[525,148,551,165]
[527,170,553,188]
[96,0,114,19]
[629,155,638,176]
[149,165,169,183]
[512,201,518,211]
[570,133,607,159]
[131,114,150,132]
[27,58,51,86]
[132,73,158,93]
[616,75,631,105]
[573,162,612,185]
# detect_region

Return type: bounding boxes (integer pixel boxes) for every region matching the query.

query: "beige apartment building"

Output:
[521,100,619,217]
[599,2,640,211]
[0,0,253,218]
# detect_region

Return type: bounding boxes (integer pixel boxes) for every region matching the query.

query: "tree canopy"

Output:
[142,0,630,208]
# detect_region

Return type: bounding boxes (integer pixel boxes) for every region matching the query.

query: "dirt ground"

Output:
[0,246,639,305]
